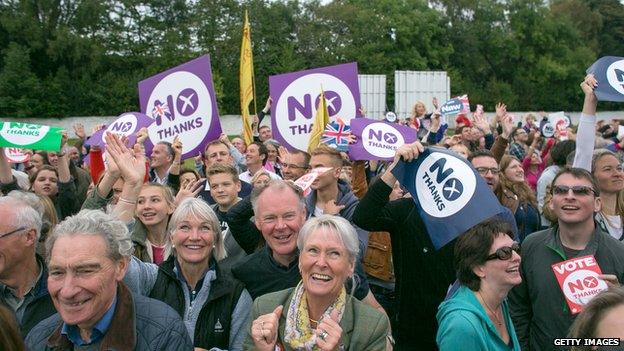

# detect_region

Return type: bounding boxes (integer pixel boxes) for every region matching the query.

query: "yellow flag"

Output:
[308,88,330,153]
[240,10,255,145]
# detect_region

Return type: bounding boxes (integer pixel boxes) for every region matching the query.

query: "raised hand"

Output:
[73,123,86,139]
[251,305,283,351]
[432,97,439,109]
[174,177,204,205]
[172,136,183,158]
[315,309,343,351]
[105,133,146,185]
[501,113,514,140]
[218,133,231,146]
[472,111,490,134]
[136,127,148,146]
[495,102,507,119]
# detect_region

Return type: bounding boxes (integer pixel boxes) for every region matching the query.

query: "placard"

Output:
[551,255,607,314]
[139,55,222,159]
[349,118,417,161]
[269,63,362,151]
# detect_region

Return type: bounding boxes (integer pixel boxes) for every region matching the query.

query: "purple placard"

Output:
[269,62,362,152]
[85,112,154,155]
[138,55,222,159]
[349,118,417,161]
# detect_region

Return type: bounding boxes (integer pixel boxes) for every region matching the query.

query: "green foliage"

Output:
[0,0,620,118]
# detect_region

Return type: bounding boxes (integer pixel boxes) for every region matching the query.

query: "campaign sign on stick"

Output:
[549,111,570,140]
[349,118,417,161]
[439,95,470,118]
[269,62,362,151]
[586,56,624,102]
[294,167,333,196]
[0,122,63,151]
[86,112,155,155]
[541,122,555,138]
[551,255,608,314]
[391,147,506,249]
[4,148,30,163]
[139,55,222,159]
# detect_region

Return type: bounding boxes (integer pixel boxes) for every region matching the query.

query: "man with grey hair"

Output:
[26,210,193,350]
[0,196,55,336]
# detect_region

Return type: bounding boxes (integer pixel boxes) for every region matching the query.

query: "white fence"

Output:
[358,74,386,119]
[394,70,450,119]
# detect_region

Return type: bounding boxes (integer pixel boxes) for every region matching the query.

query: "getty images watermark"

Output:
[554,338,620,348]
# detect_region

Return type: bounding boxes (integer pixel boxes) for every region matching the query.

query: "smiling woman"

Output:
[245,215,390,351]
[437,219,522,351]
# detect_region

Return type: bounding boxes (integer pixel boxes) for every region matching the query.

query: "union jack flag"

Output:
[152,100,172,125]
[321,118,351,152]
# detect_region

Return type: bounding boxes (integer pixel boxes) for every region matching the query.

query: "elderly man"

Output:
[0,196,55,336]
[230,180,383,316]
[26,210,192,350]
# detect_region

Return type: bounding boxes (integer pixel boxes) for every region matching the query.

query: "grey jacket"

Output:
[25,283,192,351]
[508,224,624,350]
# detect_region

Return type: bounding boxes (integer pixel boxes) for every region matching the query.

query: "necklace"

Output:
[478,291,503,326]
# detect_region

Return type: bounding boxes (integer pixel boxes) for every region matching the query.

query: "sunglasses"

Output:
[486,242,521,261]
[551,185,596,197]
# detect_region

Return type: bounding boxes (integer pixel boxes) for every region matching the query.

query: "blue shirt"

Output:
[61,297,117,346]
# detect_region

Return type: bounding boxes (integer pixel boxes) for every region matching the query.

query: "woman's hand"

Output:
[174,177,204,205]
[105,133,146,186]
[251,305,283,351]
[581,74,598,116]
[324,200,345,215]
[316,309,343,351]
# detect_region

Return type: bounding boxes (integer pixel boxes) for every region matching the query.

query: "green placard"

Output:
[0,122,63,151]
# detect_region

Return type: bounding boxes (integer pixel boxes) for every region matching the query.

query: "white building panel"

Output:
[394,71,450,119]
[358,74,387,120]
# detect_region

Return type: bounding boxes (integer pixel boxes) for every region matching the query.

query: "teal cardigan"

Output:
[437,285,521,351]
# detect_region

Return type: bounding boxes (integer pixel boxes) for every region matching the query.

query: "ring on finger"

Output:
[319,329,329,341]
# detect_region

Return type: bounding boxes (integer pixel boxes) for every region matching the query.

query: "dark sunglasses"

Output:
[486,242,521,261]
[551,185,596,197]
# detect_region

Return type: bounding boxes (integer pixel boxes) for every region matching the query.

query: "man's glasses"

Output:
[552,185,596,197]
[282,163,307,170]
[486,242,521,261]
[475,167,500,175]
[0,226,26,240]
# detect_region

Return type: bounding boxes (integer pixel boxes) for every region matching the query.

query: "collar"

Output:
[265,246,299,269]
[47,283,137,351]
[0,256,44,301]
[545,222,603,260]
[61,297,117,346]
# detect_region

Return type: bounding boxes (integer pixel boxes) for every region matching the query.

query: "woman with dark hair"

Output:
[437,219,521,351]
[569,286,624,347]
[499,155,541,242]
[0,304,25,351]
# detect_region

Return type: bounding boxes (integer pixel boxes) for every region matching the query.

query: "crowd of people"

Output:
[0,73,623,351]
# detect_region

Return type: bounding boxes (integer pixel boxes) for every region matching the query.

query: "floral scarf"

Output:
[283,280,346,350]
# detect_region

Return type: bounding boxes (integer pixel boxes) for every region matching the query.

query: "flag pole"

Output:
[248,10,258,117]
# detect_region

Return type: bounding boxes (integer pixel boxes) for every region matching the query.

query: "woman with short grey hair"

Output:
[124,198,252,350]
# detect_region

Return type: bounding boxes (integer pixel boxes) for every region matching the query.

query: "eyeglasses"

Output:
[0,226,26,240]
[475,167,500,175]
[551,185,596,197]
[486,242,521,261]
[282,163,308,170]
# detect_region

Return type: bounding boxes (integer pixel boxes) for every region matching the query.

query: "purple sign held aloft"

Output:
[349,118,417,161]
[138,55,222,159]
[85,112,155,156]
[269,62,362,152]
